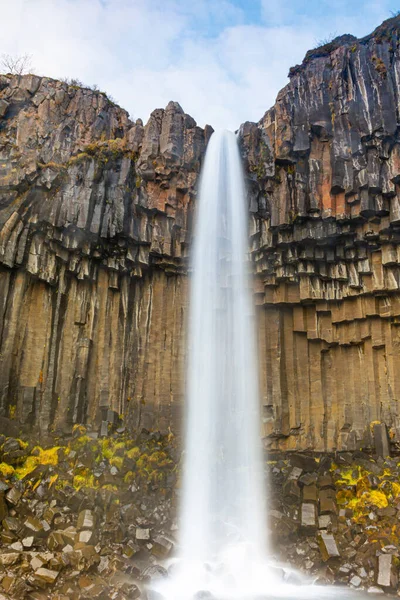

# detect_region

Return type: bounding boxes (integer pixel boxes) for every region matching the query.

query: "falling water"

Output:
[182,129,266,561]
[151,131,367,600]
[152,129,273,599]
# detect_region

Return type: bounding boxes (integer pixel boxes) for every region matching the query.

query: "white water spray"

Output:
[182,129,267,562]
[151,131,366,600]
[153,130,274,599]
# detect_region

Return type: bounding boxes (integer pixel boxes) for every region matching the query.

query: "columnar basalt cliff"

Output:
[242,16,400,451]
[1,16,400,451]
[0,76,210,435]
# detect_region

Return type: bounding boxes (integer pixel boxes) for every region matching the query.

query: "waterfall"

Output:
[152,129,272,599]
[151,131,358,600]
[180,129,267,566]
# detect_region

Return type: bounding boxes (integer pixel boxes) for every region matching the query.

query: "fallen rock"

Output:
[301,503,316,528]
[32,567,59,586]
[377,553,397,588]
[318,532,340,561]
[77,509,94,530]
[136,527,151,540]
[0,551,20,566]
[152,535,174,558]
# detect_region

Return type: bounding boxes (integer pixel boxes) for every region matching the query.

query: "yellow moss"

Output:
[15,456,40,479]
[336,466,362,486]
[98,438,114,460]
[73,473,98,490]
[391,482,400,498]
[38,161,65,170]
[72,424,87,436]
[123,471,134,483]
[70,435,91,451]
[8,405,16,420]
[337,489,354,505]
[363,490,388,508]
[136,455,148,470]
[15,446,60,479]
[148,450,171,468]
[110,456,123,470]
[0,463,15,477]
[102,484,118,491]
[68,152,91,165]
[49,474,58,488]
[126,447,140,460]
[36,447,60,466]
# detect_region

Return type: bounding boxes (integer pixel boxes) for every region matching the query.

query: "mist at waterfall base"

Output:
[149,131,367,600]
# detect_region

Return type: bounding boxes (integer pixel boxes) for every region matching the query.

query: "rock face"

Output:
[0,75,209,436]
[241,15,400,451]
[1,16,400,450]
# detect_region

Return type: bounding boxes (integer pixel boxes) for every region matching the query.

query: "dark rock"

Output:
[373,423,391,457]
[319,488,337,514]
[289,455,318,472]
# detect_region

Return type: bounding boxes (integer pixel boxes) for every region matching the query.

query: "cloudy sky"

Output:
[1,0,399,129]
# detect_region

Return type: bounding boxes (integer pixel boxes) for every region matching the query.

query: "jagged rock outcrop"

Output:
[0,75,210,435]
[2,16,400,451]
[241,15,400,451]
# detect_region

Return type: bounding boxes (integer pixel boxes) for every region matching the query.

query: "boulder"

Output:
[318,533,340,561]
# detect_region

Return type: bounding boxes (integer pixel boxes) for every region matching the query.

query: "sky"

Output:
[1,0,399,129]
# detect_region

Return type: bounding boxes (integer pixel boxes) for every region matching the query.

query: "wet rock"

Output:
[77,509,94,530]
[152,535,174,558]
[283,479,301,504]
[5,486,22,506]
[288,467,303,480]
[24,516,45,535]
[0,493,8,521]
[32,567,59,586]
[302,483,318,502]
[301,503,317,528]
[318,514,332,529]
[377,553,396,587]
[299,473,318,486]
[319,488,336,514]
[22,535,34,548]
[136,527,151,540]
[318,532,340,561]
[141,565,168,581]
[373,423,391,458]
[318,474,335,489]
[0,551,20,566]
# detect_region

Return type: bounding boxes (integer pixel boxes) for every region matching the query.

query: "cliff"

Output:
[1,16,400,451]
[0,75,210,436]
[241,14,400,451]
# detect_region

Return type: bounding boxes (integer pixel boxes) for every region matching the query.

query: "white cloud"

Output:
[0,0,396,130]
